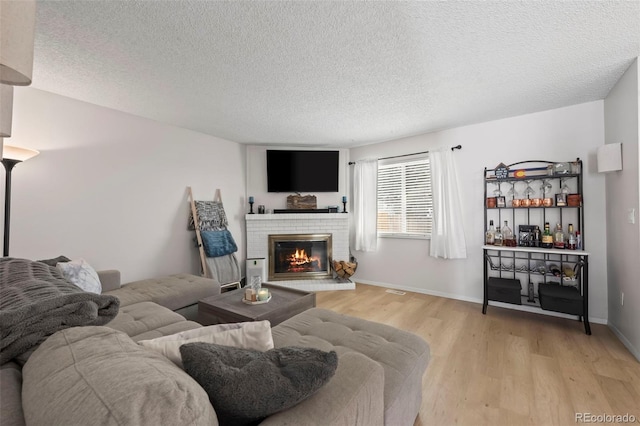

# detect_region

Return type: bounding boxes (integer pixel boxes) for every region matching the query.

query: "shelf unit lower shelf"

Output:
[482,245,591,335]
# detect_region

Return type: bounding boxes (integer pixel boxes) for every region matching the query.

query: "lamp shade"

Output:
[0,0,37,86]
[0,84,13,137]
[597,143,623,173]
[2,145,39,162]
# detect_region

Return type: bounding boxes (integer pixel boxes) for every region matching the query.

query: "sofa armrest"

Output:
[97,270,121,292]
[1,362,25,426]
[259,351,384,426]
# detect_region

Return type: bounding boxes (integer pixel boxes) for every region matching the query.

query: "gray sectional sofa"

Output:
[1,264,430,426]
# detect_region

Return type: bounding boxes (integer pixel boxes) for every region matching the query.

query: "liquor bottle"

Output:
[575,230,582,250]
[494,226,503,246]
[527,281,535,302]
[485,220,495,245]
[553,223,565,249]
[541,222,553,248]
[502,220,513,246]
[533,225,541,247]
[567,224,576,250]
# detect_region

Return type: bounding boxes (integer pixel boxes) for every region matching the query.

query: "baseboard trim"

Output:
[355,278,481,304]
[354,278,607,325]
[608,322,640,362]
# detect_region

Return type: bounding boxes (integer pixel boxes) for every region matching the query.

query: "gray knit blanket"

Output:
[0,258,120,365]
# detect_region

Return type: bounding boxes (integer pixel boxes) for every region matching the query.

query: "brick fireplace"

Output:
[246,213,354,291]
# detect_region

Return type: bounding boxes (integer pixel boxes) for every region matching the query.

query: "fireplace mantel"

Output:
[245,213,348,221]
[245,213,353,291]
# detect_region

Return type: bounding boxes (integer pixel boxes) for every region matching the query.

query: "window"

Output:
[377,156,432,238]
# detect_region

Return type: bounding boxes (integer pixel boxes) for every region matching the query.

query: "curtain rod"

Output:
[348,145,461,165]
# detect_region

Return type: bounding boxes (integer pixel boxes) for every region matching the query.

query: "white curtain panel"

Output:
[354,158,378,252]
[429,149,467,259]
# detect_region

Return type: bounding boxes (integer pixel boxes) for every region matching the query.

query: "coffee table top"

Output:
[198,283,316,324]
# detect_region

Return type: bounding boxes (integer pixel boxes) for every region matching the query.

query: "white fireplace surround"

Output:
[246,213,354,291]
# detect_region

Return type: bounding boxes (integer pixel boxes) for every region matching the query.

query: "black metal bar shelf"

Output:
[482,159,590,335]
[485,173,580,182]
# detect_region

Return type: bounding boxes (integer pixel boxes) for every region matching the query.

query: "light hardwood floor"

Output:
[315,284,640,426]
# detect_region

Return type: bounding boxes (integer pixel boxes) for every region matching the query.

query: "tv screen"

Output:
[267,150,339,192]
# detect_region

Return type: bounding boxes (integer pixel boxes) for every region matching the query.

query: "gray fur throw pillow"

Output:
[180,343,338,426]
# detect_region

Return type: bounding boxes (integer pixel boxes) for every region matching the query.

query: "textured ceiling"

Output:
[31,1,639,147]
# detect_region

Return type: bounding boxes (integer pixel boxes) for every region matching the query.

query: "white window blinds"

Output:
[377,156,432,237]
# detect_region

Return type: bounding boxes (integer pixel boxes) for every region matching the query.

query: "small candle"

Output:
[257,289,269,301]
[245,288,255,301]
[342,196,347,203]
[249,196,254,203]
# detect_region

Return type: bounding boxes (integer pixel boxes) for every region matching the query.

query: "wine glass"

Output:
[507,183,519,207]
[493,182,503,197]
[540,179,552,197]
[560,178,571,194]
[524,179,535,198]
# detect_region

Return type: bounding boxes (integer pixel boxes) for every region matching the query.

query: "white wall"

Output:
[245,145,349,211]
[5,88,246,283]
[604,58,640,360]
[350,101,608,322]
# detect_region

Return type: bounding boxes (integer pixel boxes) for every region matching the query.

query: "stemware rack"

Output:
[482,159,591,335]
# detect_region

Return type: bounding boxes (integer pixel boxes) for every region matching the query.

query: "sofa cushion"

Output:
[181,343,337,426]
[258,352,385,426]
[106,301,201,341]
[56,258,102,294]
[97,269,121,292]
[139,320,273,368]
[21,326,217,426]
[271,308,430,426]
[104,273,219,310]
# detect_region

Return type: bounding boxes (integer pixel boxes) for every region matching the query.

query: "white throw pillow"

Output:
[56,258,102,294]
[138,321,274,368]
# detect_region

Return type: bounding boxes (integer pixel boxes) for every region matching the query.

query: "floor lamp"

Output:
[2,145,39,257]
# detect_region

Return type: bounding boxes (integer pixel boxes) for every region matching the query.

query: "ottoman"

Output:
[271,308,430,426]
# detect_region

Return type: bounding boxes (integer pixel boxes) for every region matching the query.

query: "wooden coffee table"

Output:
[198,283,316,326]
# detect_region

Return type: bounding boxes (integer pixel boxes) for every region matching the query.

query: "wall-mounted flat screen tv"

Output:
[267,150,339,192]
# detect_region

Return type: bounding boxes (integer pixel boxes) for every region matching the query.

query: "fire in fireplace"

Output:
[268,234,332,280]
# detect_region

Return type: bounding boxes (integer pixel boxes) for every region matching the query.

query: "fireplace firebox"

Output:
[268,234,332,280]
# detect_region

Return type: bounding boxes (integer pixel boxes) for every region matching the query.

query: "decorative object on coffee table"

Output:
[243,284,269,304]
[257,288,269,301]
[198,284,315,326]
[242,294,271,305]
